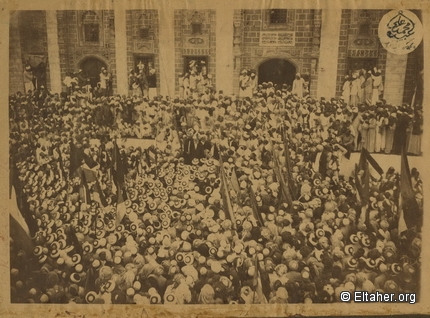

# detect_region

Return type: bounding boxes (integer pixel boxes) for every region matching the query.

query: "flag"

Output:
[357,148,367,171]
[357,154,370,228]
[9,155,14,199]
[362,148,384,175]
[93,179,108,207]
[69,141,84,178]
[249,186,264,226]
[69,225,83,257]
[10,214,34,256]
[219,156,236,229]
[230,167,242,206]
[411,85,417,109]
[355,149,371,204]
[14,186,39,237]
[82,166,98,184]
[84,266,96,297]
[398,147,422,233]
[79,169,91,204]
[137,159,143,178]
[11,168,38,238]
[115,182,127,226]
[147,146,157,165]
[57,146,64,183]
[268,135,293,207]
[83,152,99,170]
[397,195,408,235]
[144,148,151,168]
[353,164,362,203]
[282,129,297,200]
[253,256,268,304]
[230,167,241,194]
[9,184,31,239]
[362,157,370,204]
[272,155,293,207]
[112,141,127,187]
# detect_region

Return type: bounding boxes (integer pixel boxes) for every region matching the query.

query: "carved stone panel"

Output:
[183,35,210,49]
[134,42,155,53]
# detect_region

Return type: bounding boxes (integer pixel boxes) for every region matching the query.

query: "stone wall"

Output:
[403,41,423,105]
[8,8,421,103]
[126,10,160,94]
[57,10,116,93]
[10,11,50,94]
[336,10,389,98]
[174,10,216,95]
[236,9,318,96]
[9,12,24,94]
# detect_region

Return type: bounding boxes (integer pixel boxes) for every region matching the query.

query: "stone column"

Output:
[114,7,128,96]
[310,10,322,98]
[158,6,175,97]
[316,9,342,99]
[216,8,234,95]
[384,52,408,106]
[45,11,62,94]
[9,12,24,94]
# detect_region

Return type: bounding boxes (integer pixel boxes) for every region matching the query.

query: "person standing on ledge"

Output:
[99,67,110,97]
[239,69,250,99]
[371,68,383,105]
[147,61,157,100]
[342,75,350,105]
[292,72,304,98]
[23,65,34,94]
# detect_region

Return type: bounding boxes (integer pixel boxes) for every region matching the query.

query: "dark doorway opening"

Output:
[134,54,155,73]
[347,58,377,75]
[258,59,296,90]
[80,57,107,88]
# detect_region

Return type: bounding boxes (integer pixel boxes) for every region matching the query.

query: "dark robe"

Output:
[318,150,329,178]
[208,142,220,160]
[195,140,210,159]
[183,138,199,164]
[392,113,411,154]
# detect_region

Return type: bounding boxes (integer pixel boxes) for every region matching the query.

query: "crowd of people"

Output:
[9,71,423,304]
[342,68,384,107]
[129,61,158,100]
[178,60,213,100]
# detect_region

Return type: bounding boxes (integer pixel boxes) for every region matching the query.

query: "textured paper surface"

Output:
[1,0,429,316]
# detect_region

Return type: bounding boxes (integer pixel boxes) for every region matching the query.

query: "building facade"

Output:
[9,8,423,105]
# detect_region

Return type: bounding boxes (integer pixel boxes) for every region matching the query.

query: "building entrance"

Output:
[257,59,296,90]
[79,57,108,88]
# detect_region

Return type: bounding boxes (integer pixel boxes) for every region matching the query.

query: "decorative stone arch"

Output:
[76,54,110,71]
[254,56,301,74]
[76,54,109,87]
[255,57,300,89]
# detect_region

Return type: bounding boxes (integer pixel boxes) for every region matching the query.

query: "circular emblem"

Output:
[378,10,423,55]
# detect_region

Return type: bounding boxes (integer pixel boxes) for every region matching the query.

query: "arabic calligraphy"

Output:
[378,9,423,55]
[386,11,415,40]
[260,31,295,47]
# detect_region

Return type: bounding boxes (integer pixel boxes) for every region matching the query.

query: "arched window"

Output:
[188,11,204,35]
[269,9,288,24]
[135,11,153,41]
[81,11,100,43]
[262,9,295,30]
[358,22,371,36]
[191,23,202,35]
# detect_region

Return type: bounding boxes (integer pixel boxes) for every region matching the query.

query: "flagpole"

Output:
[94,206,99,239]
[411,85,417,110]
[217,144,237,233]
[155,122,159,180]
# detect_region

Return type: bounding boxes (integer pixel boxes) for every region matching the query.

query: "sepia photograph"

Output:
[1,0,429,316]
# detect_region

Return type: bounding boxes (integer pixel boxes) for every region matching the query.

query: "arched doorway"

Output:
[258,59,297,90]
[79,57,107,88]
